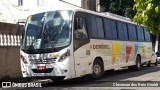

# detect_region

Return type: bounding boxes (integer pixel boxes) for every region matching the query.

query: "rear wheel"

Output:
[135,56,141,70]
[90,59,104,80]
[147,61,151,67]
[155,59,158,66]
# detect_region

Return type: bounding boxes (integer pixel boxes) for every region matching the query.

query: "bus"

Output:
[20,8,152,81]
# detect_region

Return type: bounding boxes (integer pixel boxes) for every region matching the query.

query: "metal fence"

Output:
[0,22,23,81]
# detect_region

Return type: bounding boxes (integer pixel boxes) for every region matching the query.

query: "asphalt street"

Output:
[1,64,160,90]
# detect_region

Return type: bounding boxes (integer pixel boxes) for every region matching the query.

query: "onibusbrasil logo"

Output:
[2,82,42,88]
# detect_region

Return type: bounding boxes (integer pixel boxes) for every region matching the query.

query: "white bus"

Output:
[20,8,152,81]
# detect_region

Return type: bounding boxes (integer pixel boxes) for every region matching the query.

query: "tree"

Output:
[100,0,135,19]
[133,0,160,52]
[133,0,160,34]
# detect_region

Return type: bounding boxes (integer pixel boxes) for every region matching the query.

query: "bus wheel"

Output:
[91,59,104,80]
[135,56,141,71]
[147,61,151,67]
[155,59,158,66]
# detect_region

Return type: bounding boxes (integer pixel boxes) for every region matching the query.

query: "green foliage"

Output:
[133,0,160,34]
[100,0,135,19]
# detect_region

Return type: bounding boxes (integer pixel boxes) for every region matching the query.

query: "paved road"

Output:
[1,65,160,90]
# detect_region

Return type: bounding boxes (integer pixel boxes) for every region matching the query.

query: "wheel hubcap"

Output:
[93,63,101,76]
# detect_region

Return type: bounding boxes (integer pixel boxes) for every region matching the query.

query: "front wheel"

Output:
[90,59,104,80]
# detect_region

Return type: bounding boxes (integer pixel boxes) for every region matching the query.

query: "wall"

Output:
[0,22,23,81]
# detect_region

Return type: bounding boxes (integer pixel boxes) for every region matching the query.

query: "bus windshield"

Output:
[21,10,72,53]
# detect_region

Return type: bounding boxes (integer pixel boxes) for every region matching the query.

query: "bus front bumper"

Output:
[21,63,71,78]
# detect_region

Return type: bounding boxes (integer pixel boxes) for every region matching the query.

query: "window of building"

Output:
[18,0,23,6]
[37,0,47,6]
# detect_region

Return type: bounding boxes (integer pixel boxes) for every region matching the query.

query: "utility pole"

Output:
[155,35,159,52]
[96,0,100,12]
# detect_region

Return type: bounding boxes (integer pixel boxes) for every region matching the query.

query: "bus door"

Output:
[73,13,90,76]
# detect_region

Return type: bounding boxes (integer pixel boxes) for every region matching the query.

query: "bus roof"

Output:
[28,7,140,26]
[73,8,139,26]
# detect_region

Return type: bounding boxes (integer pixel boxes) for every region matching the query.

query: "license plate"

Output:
[37,66,46,70]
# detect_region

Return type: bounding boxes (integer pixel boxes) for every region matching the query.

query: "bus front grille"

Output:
[30,59,55,64]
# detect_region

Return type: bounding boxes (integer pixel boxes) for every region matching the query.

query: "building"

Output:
[0,0,99,24]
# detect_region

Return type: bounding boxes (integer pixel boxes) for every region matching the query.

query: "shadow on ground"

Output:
[41,65,160,87]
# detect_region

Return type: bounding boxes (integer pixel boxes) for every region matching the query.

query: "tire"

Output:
[155,59,158,66]
[147,61,151,67]
[135,56,141,71]
[90,59,104,80]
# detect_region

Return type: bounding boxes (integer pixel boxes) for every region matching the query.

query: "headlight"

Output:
[58,50,70,62]
[21,55,28,64]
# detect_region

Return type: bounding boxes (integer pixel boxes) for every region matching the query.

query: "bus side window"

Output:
[104,18,112,39]
[111,20,117,39]
[74,18,89,49]
[137,26,144,41]
[123,23,128,40]
[74,18,88,39]
[96,17,104,38]
[117,21,124,40]
[128,24,133,41]
[132,25,137,41]
[144,28,151,41]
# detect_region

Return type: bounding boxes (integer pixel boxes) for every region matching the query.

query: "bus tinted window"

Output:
[96,17,104,38]
[111,20,117,39]
[137,26,145,41]
[141,27,145,41]
[75,18,88,39]
[144,28,150,41]
[128,24,134,40]
[104,18,112,39]
[122,23,128,40]
[132,25,137,41]
[117,21,124,40]
[137,26,141,41]
[90,15,98,38]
